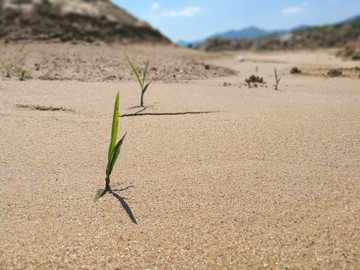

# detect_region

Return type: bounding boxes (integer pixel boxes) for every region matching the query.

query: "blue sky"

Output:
[111,0,360,42]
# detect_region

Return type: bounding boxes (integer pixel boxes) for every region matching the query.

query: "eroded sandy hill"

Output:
[0,0,170,43]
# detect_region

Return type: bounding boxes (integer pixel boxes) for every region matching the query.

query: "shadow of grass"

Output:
[120,111,219,118]
[109,189,137,224]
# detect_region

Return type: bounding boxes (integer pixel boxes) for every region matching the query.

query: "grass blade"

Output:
[125,53,143,89]
[142,81,151,95]
[0,61,10,73]
[143,60,149,85]
[94,188,107,202]
[108,133,126,176]
[141,82,151,107]
[274,68,281,83]
[108,92,119,161]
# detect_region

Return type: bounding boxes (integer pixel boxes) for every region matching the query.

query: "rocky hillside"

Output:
[337,40,360,60]
[0,0,170,44]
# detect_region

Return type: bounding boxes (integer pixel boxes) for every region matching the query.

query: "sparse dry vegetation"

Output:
[327,68,343,77]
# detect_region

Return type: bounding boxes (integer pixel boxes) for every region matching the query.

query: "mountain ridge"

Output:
[178,14,360,47]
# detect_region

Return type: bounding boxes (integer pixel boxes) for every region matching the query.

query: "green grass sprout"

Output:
[95,92,126,202]
[19,69,25,81]
[274,67,281,90]
[0,61,10,77]
[125,53,151,107]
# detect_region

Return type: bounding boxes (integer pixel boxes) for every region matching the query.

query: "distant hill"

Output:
[178,26,282,47]
[178,15,360,48]
[178,26,310,47]
[210,26,269,40]
[178,26,275,47]
[340,14,360,25]
[195,14,360,52]
[297,14,360,32]
[0,0,170,44]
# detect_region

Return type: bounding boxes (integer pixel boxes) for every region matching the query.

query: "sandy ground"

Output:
[0,43,360,269]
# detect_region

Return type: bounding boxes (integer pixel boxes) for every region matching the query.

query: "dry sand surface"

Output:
[1,43,360,269]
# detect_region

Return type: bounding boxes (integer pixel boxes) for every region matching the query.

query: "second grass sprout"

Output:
[274,68,281,90]
[125,53,151,107]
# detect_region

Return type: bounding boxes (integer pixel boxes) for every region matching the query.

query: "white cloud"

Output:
[151,2,160,10]
[161,7,202,17]
[281,7,302,14]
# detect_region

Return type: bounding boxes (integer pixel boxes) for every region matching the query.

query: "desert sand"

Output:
[1,43,359,269]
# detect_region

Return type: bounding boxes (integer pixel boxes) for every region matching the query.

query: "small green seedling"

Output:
[0,61,10,77]
[274,68,281,90]
[19,69,25,81]
[125,53,151,107]
[95,92,126,202]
